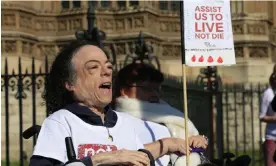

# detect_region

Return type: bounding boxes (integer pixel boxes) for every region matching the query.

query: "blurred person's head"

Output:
[114,63,163,103]
[269,72,276,89]
[44,40,113,114]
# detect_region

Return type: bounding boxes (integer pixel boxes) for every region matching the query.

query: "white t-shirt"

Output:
[119,112,171,166]
[260,87,276,140]
[33,109,144,163]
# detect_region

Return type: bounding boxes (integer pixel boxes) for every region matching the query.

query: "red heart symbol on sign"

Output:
[207,56,214,63]
[198,55,204,62]
[191,55,196,62]
[217,56,223,63]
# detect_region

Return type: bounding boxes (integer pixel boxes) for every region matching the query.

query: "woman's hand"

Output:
[188,135,208,149]
[163,138,192,155]
[162,136,208,155]
[91,149,150,166]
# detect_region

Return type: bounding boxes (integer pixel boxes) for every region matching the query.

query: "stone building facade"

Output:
[2,1,276,83]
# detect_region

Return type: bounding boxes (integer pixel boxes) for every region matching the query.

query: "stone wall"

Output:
[219,90,267,152]
[1,91,46,161]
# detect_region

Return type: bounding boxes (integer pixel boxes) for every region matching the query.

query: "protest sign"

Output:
[183,0,235,66]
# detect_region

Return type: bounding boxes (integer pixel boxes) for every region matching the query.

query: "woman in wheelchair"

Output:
[29,40,201,166]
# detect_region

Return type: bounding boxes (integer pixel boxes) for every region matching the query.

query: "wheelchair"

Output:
[23,125,86,166]
[23,125,251,166]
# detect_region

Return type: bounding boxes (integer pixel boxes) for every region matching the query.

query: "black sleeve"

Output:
[29,155,93,166]
[271,95,276,111]
[29,155,62,166]
[81,156,93,166]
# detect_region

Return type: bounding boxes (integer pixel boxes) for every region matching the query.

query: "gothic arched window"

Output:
[101,1,111,8]
[117,1,126,8]
[159,1,168,10]
[72,1,81,8]
[130,1,139,7]
[88,1,98,9]
[171,1,180,11]
[61,0,69,9]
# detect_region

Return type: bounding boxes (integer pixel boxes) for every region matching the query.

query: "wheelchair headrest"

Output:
[22,125,41,139]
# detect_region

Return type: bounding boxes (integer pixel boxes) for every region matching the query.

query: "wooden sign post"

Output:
[180,0,235,165]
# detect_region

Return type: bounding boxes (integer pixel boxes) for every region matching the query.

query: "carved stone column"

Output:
[82,14,88,30]
[167,1,171,10]
[273,2,276,26]
[138,1,146,8]
[143,14,148,30]
[55,45,59,55]
[244,47,249,59]
[125,43,129,54]
[52,1,61,12]
[152,1,157,9]
[16,40,22,56]
[15,12,20,30]
[268,45,273,61]
[111,1,116,8]
[82,1,88,8]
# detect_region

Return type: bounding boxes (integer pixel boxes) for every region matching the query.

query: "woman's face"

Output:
[68,45,113,108]
[121,81,162,103]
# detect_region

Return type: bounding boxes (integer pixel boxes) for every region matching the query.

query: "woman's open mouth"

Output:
[99,82,112,95]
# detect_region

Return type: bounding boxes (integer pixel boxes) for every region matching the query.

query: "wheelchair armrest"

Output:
[210,159,223,166]
[230,155,251,166]
[22,125,41,139]
[223,152,235,159]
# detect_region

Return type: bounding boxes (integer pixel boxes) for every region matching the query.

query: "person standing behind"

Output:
[260,71,276,166]
[113,63,208,166]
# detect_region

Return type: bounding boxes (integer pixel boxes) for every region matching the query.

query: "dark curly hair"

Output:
[43,40,98,114]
